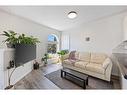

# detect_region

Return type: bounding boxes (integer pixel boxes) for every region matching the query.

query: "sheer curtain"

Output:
[61,34,69,50]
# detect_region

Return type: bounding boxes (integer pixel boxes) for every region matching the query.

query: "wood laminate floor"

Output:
[14,63,62,89]
[14,63,121,89]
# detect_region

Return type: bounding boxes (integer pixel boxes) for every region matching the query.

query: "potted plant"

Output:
[41,53,49,66]
[1,30,18,48]
[17,33,40,45]
[57,50,69,62]
[1,30,40,48]
[57,50,69,55]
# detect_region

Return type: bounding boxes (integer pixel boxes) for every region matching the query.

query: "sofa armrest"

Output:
[104,58,113,81]
[61,53,69,62]
[102,58,111,69]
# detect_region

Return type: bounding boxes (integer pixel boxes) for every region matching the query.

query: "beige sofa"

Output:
[62,52,112,81]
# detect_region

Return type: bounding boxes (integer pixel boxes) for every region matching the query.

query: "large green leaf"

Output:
[2,31,10,37]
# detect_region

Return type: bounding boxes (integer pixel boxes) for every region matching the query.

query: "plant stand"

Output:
[5,68,16,90]
[5,85,14,89]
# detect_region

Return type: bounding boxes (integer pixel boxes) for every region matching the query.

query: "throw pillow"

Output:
[69,51,76,60]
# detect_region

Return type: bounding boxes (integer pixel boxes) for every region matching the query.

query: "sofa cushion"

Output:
[75,61,89,69]
[86,63,105,74]
[90,53,107,64]
[63,59,78,66]
[78,52,90,62]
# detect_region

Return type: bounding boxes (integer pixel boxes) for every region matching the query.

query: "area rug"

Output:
[45,70,113,89]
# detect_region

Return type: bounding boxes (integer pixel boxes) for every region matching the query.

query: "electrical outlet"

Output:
[7,60,15,69]
[10,60,15,68]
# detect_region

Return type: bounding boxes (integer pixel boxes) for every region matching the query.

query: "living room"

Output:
[0,4,127,92]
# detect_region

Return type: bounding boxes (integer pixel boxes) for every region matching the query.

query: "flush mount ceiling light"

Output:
[68,11,77,19]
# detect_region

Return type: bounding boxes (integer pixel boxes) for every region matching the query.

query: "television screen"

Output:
[15,44,36,67]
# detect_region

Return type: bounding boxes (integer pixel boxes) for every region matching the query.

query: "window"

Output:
[48,35,57,42]
[47,34,59,54]
[47,44,57,53]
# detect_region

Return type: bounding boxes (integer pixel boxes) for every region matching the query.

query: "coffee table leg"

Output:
[64,72,66,77]
[86,78,88,85]
[83,80,86,89]
[61,70,63,77]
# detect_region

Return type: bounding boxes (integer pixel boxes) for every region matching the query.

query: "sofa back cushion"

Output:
[90,53,107,64]
[78,52,90,62]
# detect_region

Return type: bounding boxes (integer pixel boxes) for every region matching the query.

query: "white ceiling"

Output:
[0,6,127,31]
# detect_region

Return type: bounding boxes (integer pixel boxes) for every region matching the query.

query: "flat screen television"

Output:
[15,44,36,67]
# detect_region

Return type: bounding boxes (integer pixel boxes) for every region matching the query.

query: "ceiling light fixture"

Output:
[68,11,77,19]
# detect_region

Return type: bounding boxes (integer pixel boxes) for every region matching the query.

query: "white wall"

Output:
[0,10,61,60]
[123,15,127,40]
[62,12,127,76]
[0,10,60,88]
[0,49,4,89]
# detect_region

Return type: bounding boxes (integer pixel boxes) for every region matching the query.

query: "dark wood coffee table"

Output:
[61,68,88,89]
